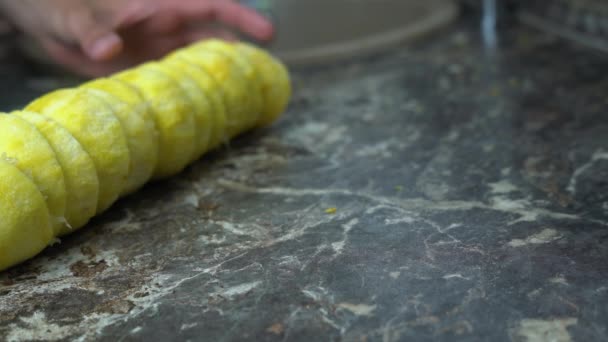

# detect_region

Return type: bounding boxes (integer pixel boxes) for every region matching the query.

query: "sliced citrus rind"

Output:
[25,88,130,213]
[18,111,99,233]
[162,55,227,150]
[168,46,253,139]
[0,159,53,271]
[0,41,292,272]
[150,62,213,161]
[199,39,264,129]
[113,63,196,179]
[235,42,291,127]
[0,113,67,235]
[81,78,159,194]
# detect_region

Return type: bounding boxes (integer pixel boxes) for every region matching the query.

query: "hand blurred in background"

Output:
[0,0,274,76]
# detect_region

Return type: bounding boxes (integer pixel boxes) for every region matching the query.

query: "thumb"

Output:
[66,8,123,61]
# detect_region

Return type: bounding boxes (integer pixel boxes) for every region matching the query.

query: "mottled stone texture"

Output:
[2,19,608,342]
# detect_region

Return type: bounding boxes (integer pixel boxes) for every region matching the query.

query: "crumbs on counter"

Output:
[325,207,337,214]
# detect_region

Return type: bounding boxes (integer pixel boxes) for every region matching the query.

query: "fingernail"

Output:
[252,18,274,40]
[89,34,122,61]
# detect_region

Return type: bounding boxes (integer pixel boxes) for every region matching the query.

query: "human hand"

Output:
[0,0,274,76]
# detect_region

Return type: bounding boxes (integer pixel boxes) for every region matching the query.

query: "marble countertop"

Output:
[1,17,608,342]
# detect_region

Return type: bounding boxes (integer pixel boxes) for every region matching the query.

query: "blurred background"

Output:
[1,0,607,70]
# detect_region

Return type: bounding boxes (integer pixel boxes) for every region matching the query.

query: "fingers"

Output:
[208,0,274,40]
[65,7,123,61]
[40,38,127,77]
[36,0,275,78]
[121,30,189,61]
[122,10,184,37]
[158,0,274,41]
[112,1,157,29]
[185,27,238,43]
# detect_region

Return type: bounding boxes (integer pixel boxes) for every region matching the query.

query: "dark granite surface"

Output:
[1,17,608,342]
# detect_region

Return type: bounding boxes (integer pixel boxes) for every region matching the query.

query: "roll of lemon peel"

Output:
[0,40,291,271]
